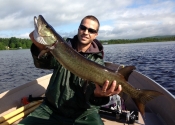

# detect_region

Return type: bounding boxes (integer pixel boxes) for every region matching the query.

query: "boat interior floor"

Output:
[9,112,164,125]
[101,112,165,125]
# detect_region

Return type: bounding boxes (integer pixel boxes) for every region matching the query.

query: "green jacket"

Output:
[30,35,109,119]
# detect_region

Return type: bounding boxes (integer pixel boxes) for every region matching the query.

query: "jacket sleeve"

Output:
[82,80,110,106]
[89,93,110,106]
[30,43,59,69]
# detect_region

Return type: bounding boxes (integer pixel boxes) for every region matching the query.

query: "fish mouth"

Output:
[34,15,46,33]
[33,15,55,46]
[33,16,48,45]
[34,16,38,31]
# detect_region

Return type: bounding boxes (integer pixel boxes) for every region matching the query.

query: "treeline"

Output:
[0,36,175,50]
[0,37,32,50]
[100,36,175,44]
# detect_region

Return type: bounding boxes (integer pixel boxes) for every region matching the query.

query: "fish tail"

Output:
[133,89,163,116]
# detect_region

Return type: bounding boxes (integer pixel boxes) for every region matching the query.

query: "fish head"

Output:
[34,15,57,46]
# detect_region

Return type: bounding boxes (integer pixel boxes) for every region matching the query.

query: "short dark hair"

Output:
[80,15,100,32]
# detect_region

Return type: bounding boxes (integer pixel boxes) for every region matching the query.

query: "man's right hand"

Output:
[94,80,122,97]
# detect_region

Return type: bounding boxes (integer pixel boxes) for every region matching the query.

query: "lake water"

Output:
[0,41,175,96]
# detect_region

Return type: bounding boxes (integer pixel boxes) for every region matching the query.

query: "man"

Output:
[18,15,122,125]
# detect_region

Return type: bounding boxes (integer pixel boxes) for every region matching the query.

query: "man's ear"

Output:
[94,32,98,39]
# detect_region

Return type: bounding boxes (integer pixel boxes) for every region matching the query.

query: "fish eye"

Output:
[46,24,53,29]
[46,25,49,28]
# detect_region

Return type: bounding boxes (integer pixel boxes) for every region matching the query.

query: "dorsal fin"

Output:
[118,66,136,81]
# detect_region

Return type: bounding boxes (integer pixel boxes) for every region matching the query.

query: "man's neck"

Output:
[77,43,91,52]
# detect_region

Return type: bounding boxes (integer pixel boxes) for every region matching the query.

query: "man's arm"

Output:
[29,31,58,69]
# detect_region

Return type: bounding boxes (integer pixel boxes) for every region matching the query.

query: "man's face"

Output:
[78,19,98,45]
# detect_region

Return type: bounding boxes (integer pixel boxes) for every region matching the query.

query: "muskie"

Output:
[33,15,162,116]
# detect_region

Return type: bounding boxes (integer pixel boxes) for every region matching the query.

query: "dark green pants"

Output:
[18,103,104,125]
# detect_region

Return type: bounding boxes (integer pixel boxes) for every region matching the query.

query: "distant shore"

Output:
[0,35,175,50]
[100,36,175,44]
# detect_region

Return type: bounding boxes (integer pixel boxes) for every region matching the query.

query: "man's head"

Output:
[77,15,100,48]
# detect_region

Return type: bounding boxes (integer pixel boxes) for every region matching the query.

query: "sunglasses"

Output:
[79,25,97,34]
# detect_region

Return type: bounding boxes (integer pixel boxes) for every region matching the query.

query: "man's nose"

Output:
[83,29,89,34]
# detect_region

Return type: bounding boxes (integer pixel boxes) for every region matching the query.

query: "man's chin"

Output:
[80,40,90,45]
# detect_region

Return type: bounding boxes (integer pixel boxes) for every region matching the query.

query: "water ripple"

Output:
[104,42,175,96]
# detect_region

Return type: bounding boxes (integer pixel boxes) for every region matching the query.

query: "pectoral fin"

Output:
[38,49,50,59]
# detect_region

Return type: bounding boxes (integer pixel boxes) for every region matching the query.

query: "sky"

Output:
[0,0,175,40]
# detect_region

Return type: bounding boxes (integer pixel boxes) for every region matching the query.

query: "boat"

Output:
[0,62,175,125]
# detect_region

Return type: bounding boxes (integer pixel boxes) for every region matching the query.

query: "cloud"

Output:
[0,0,175,40]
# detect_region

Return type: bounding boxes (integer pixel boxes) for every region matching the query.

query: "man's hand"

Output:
[94,80,122,97]
[29,31,46,51]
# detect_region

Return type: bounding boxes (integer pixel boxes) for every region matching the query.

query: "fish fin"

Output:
[133,89,163,116]
[118,66,136,81]
[38,49,50,59]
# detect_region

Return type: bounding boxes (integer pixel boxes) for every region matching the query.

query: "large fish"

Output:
[33,15,162,115]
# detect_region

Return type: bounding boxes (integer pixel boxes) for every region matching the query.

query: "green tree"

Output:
[9,37,18,48]
[16,41,22,48]
[26,41,32,48]
[22,43,27,49]
[0,42,5,50]
[10,43,16,48]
